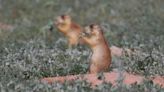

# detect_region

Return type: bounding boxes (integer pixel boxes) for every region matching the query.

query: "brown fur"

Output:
[81,24,111,73]
[54,15,83,47]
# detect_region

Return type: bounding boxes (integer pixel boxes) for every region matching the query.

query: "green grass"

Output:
[0,0,164,91]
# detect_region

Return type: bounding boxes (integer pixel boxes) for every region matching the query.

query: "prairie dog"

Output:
[55,15,83,48]
[81,24,112,73]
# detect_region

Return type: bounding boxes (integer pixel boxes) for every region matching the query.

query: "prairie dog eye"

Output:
[89,24,95,29]
[61,15,71,20]
[89,24,100,31]
[55,15,71,26]
[89,24,102,35]
[61,15,65,19]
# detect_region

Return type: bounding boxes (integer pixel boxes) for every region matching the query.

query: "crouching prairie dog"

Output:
[54,15,83,48]
[81,24,112,73]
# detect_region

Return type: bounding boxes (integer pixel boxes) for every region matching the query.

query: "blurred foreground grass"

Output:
[0,0,164,91]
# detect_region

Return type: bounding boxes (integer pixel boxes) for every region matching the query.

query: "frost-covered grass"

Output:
[0,0,164,91]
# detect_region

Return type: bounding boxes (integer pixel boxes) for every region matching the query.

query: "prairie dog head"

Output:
[54,15,72,31]
[83,24,102,37]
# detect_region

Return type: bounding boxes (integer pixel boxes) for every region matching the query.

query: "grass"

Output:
[0,0,164,91]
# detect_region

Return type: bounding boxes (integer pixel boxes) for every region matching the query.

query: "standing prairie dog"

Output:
[81,24,112,73]
[54,15,83,48]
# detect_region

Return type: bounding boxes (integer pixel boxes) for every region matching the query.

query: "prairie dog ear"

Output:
[54,15,72,25]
